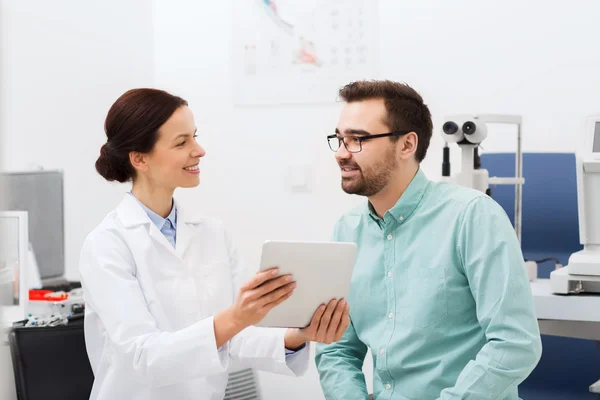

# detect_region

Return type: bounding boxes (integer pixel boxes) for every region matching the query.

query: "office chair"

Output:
[8,319,94,400]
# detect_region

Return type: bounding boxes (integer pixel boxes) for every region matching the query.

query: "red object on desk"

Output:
[29,290,69,302]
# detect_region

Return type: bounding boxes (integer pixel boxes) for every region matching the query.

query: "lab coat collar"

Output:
[126,192,177,230]
[173,197,205,224]
[116,194,204,228]
[116,194,204,258]
[116,194,153,228]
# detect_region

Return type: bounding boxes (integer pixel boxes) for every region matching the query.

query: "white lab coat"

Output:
[79,194,309,400]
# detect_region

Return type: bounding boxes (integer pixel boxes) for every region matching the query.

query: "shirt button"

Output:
[385,383,391,390]
[387,271,393,278]
[380,348,385,355]
[399,216,404,221]
[387,234,393,240]
[388,312,394,319]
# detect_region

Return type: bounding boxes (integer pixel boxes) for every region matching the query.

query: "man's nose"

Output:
[335,142,352,162]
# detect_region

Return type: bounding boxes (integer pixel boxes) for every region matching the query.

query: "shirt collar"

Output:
[366,168,430,223]
[128,192,177,230]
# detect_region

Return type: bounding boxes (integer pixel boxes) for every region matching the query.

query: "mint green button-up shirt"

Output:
[316,169,542,400]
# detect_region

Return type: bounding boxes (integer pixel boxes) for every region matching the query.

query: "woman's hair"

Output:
[95,88,188,182]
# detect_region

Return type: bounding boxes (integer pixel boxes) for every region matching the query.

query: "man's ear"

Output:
[129,151,149,173]
[398,132,418,160]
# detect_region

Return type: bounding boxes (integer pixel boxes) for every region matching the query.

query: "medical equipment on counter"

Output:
[551,116,600,294]
[440,114,525,242]
[26,288,84,318]
[22,313,69,328]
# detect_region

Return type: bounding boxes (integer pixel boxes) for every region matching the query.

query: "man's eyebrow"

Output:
[334,128,371,136]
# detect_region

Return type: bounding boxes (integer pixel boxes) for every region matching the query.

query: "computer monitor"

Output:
[0,211,29,323]
[0,170,65,284]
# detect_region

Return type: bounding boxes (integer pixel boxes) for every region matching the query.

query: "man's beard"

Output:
[339,146,398,197]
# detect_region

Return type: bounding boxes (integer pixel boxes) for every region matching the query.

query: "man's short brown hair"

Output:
[339,80,433,162]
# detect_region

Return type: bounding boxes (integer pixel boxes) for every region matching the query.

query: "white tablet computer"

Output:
[255,240,357,328]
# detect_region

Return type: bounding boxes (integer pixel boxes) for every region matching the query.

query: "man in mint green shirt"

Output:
[316,80,542,400]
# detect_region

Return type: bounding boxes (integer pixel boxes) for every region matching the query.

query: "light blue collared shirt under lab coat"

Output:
[130,193,178,248]
[129,193,301,356]
[315,169,542,400]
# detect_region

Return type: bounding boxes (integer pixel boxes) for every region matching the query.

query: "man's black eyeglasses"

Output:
[327,131,411,153]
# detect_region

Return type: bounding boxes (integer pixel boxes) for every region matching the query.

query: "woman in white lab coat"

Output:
[79,88,350,400]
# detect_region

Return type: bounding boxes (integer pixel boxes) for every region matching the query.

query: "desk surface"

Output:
[531,279,600,322]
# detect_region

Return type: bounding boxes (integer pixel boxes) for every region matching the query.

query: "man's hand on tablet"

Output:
[284,299,350,350]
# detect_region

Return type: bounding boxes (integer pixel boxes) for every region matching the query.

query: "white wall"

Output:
[152,0,600,398]
[0,0,155,281]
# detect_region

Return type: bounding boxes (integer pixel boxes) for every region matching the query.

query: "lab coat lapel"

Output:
[149,224,179,258]
[174,199,202,258]
[175,219,193,258]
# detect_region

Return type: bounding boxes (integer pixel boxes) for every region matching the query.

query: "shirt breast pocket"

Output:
[402,270,448,328]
